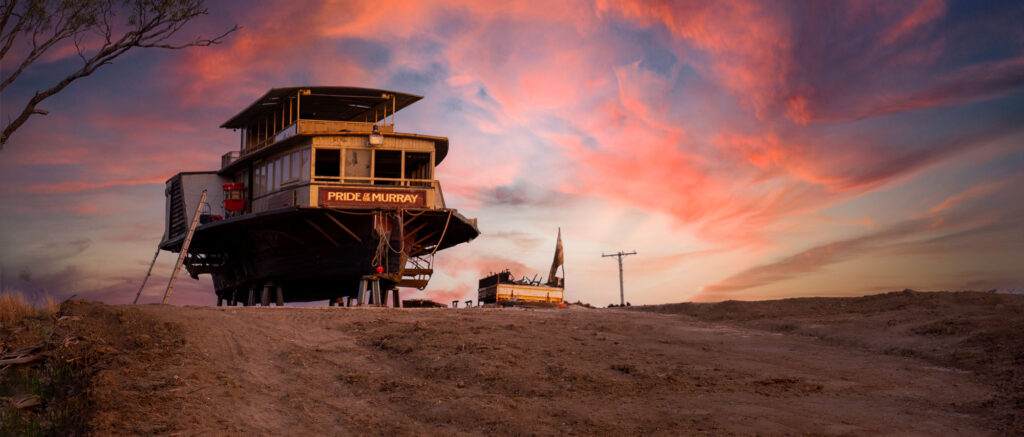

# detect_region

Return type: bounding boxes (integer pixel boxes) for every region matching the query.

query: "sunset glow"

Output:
[1,0,1022,306]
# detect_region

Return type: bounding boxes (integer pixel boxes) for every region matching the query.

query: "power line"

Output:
[602,250,636,306]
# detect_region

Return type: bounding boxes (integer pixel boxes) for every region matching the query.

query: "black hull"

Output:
[162,206,478,303]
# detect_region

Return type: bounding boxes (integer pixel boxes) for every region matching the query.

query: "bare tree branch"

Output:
[0,0,237,152]
[0,0,20,37]
[0,7,28,62]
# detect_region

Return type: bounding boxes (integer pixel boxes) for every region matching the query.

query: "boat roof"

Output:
[221,86,422,129]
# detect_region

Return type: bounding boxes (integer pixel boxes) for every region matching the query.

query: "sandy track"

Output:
[59,292,1024,435]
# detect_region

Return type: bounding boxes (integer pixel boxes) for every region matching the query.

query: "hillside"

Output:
[3,290,1022,435]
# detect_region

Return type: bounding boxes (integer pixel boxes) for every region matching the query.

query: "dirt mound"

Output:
[633,290,1024,432]
[4,291,1020,435]
[1,300,187,434]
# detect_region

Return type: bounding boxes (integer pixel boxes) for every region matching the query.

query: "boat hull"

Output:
[161,206,478,303]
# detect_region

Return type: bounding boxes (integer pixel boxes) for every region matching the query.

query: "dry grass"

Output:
[0,293,58,328]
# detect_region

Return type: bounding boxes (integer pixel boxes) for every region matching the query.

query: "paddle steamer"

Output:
[159,87,479,305]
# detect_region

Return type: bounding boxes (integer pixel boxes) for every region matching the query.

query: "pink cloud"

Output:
[880,0,946,45]
[698,195,1023,301]
[929,179,1010,214]
[22,177,166,195]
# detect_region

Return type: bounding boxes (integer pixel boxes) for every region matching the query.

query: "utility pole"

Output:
[602,250,636,306]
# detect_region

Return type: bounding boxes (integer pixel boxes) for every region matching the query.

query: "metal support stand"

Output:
[260,283,271,306]
[381,288,402,308]
[451,300,459,308]
[357,276,382,306]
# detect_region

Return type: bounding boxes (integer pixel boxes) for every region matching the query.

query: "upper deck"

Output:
[211,87,455,216]
[219,87,449,172]
[161,86,478,251]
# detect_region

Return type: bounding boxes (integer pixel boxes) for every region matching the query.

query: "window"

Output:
[344,149,370,181]
[315,148,341,177]
[373,150,401,185]
[270,159,277,191]
[290,151,300,182]
[282,154,291,182]
[300,149,310,181]
[404,152,432,183]
[257,164,267,195]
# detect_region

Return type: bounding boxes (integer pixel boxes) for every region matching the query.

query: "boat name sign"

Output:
[320,187,426,208]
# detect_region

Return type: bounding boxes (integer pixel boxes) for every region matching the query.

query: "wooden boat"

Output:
[159,87,480,305]
[477,231,565,307]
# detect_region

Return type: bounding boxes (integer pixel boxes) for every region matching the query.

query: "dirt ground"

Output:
[21,290,1024,435]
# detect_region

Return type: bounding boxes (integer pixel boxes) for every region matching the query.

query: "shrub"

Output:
[0,293,58,328]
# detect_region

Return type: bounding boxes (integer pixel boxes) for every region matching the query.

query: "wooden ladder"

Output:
[162,190,207,305]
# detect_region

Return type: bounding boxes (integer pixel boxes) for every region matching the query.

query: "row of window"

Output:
[250,148,435,197]
[254,149,311,196]
[314,149,432,184]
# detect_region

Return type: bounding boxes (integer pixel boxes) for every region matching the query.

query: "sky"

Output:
[1,0,1022,307]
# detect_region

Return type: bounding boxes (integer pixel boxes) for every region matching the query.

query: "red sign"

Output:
[319,187,426,208]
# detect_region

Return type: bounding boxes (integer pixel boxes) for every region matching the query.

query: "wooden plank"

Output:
[405,222,428,238]
[399,268,432,276]
[412,231,438,248]
[133,244,161,304]
[304,218,340,248]
[396,279,429,289]
[325,212,362,243]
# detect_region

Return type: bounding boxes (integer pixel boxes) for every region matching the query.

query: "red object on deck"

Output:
[223,182,246,212]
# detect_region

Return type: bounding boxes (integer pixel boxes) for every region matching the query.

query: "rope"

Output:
[428,209,454,257]
[329,208,377,216]
[402,209,430,218]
